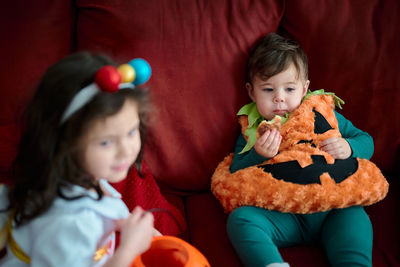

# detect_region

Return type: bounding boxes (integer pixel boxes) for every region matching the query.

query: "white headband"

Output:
[60,58,151,124]
[60,82,135,124]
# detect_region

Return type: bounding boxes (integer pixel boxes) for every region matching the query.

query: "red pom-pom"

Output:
[95,66,121,92]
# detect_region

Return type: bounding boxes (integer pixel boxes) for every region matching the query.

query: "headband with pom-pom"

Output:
[60,58,152,124]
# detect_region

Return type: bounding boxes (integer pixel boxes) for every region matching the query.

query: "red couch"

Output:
[1,1,399,266]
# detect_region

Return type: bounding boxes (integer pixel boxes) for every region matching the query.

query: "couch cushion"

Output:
[185,189,400,267]
[76,0,284,190]
[0,1,76,125]
[185,192,242,267]
[279,0,400,172]
[185,193,332,266]
[364,176,400,266]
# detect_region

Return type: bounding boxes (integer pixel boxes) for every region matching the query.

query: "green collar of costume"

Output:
[238,89,345,154]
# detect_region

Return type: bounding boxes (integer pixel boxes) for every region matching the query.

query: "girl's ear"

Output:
[246,82,256,102]
[302,80,310,98]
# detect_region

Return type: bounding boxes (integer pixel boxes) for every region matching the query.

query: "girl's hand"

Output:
[153,228,162,236]
[107,206,154,267]
[119,206,154,255]
[320,137,352,159]
[254,129,282,158]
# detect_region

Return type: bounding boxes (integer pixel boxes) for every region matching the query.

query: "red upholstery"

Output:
[0,0,75,125]
[76,0,284,191]
[1,1,399,266]
[280,0,400,172]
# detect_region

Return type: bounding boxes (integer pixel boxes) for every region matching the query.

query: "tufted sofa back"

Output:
[1,0,399,191]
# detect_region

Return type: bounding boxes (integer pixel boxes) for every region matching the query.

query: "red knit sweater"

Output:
[111,163,186,236]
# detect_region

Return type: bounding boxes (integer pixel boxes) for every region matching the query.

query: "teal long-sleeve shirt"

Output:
[230,111,374,173]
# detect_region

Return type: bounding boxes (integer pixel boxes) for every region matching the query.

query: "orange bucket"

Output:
[131,236,210,267]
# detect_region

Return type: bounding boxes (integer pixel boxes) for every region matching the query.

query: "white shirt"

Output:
[0,180,129,267]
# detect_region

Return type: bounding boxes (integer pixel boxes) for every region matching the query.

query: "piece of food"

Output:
[256,115,282,138]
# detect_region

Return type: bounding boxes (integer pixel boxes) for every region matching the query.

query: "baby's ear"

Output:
[303,80,310,97]
[246,82,255,101]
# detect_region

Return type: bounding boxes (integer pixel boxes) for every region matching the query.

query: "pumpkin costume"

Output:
[211,93,388,214]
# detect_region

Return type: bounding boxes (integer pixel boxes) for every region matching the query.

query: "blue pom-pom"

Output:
[129,58,152,85]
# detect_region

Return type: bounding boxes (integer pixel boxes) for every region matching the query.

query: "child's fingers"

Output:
[153,228,162,236]
[123,209,154,233]
[261,132,274,148]
[140,211,154,225]
[116,207,146,230]
[320,137,351,159]
[258,130,281,153]
[320,143,333,152]
[130,206,149,222]
[115,218,128,230]
[258,129,276,144]
[257,130,272,144]
[264,129,280,148]
[254,129,282,158]
[320,137,337,151]
[320,137,339,148]
[117,210,155,257]
[269,132,281,152]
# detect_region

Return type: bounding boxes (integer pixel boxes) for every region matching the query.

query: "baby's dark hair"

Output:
[246,33,308,84]
[8,52,149,226]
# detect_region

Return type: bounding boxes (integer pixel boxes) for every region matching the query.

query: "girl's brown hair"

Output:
[8,52,149,226]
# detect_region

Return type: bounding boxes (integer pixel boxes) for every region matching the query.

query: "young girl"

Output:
[0,52,155,266]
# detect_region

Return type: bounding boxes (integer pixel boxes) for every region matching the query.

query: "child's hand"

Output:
[105,207,154,267]
[119,206,154,254]
[254,129,282,158]
[153,228,162,236]
[111,206,154,267]
[319,137,351,159]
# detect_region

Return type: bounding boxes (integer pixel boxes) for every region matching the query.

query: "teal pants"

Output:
[227,206,372,267]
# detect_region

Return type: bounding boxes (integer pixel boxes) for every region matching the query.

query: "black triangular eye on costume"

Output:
[313,108,333,134]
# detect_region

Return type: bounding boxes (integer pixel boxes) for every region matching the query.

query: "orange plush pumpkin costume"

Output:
[211,94,389,214]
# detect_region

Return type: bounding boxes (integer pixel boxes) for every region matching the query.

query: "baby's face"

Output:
[247,63,309,120]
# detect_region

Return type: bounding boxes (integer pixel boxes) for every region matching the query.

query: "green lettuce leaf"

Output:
[236,90,344,154]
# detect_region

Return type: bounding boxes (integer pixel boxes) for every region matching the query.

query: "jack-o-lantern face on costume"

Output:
[211,94,388,214]
[259,104,359,185]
